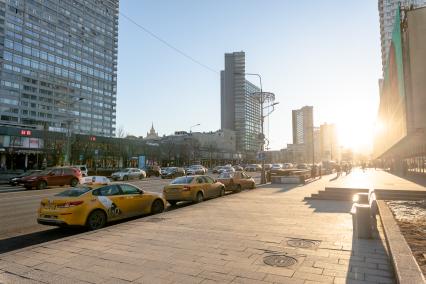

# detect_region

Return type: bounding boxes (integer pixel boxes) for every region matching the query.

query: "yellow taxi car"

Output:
[217,171,256,192]
[37,182,166,230]
[163,175,225,205]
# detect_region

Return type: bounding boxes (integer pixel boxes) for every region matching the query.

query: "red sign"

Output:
[20,130,32,136]
[90,136,96,141]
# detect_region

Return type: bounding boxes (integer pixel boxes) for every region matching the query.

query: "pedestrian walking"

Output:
[335,164,341,178]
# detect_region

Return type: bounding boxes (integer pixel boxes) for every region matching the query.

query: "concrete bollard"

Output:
[354,193,369,204]
[353,204,372,239]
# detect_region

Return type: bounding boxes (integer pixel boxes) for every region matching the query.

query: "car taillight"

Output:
[57,201,84,208]
[182,186,191,191]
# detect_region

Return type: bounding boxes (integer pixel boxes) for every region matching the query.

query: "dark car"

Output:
[161,167,185,179]
[21,167,82,190]
[145,165,161,177]
[9,170,42,186]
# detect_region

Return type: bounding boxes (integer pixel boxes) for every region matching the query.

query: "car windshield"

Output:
[55,186,92,197]
[19,171,38,177]
[119,168,131,172]
[219,172,233,178]
[171,176,194,184]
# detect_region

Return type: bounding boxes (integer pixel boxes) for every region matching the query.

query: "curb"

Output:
[377,200,426,284]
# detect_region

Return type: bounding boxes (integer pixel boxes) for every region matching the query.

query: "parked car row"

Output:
[37,168,257,231]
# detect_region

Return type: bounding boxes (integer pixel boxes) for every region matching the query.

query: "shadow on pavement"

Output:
[304,199,353,213]
[389,170,426,187]
[0,227,84,254]
[345,213,394,282]
[0,201,196,254]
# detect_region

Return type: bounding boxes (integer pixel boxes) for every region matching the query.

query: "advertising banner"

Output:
[138,155,146,169]
[375,8,407,157]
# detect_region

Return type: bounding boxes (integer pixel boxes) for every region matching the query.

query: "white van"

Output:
[72,165,88,177]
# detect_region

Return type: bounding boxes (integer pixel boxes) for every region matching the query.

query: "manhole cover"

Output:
[287,239,320,249]
[263,255,297,267]
[143,217,167,223]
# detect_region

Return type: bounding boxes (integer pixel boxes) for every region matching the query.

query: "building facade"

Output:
[221,51,261,157]
[319,123,339,162]
[378,0,426,74]
[291,106,313,163]
[375,6,426,175]
[0,0,118,136]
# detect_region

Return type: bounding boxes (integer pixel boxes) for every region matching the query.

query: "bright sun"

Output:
[336,118,375,153]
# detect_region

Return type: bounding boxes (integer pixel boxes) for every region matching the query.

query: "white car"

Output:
[80,176,110,185]
[217,166,235,174]
[186,165,206,175]
[111,168,146,181]
[271,164,283,170]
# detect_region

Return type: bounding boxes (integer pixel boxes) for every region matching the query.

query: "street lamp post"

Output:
[189,123,200,133]
[235,72,277,184]
[188,124,200,164]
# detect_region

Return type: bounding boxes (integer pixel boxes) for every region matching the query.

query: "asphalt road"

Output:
[0,172,260,253]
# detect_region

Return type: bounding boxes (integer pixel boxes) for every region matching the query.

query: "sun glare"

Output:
[336,120,375,154]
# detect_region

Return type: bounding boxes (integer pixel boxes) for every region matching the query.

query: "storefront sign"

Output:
[20,130,32,136]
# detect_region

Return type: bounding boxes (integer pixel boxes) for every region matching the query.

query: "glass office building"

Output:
[221,51,261,155]
[0,0,118,136]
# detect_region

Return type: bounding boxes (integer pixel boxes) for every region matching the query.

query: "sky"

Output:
[117,0,382,152]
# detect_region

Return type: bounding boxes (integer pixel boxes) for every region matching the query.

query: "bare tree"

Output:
[116,125,126,138]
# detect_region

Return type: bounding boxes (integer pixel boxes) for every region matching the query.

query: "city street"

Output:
[0,172,260,253]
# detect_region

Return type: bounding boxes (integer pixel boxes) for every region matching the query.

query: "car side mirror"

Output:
[49,172,55,176]
[139,190,144,194]
[214,179,217,183]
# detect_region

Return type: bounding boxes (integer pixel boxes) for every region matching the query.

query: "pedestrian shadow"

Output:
[329,175,340,181]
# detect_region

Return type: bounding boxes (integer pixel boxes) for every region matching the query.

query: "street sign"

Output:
[94,149,99,155]
[257,152,266,161]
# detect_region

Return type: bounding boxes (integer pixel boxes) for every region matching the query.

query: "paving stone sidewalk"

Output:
[327,168,425,191]
[0,177,395,283]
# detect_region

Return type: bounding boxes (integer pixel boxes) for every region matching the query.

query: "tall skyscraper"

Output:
[0,0,119,136]
[292,106,313,163]
[319,123,339,162]
[221,52,261,155]
[378,0,426,73]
